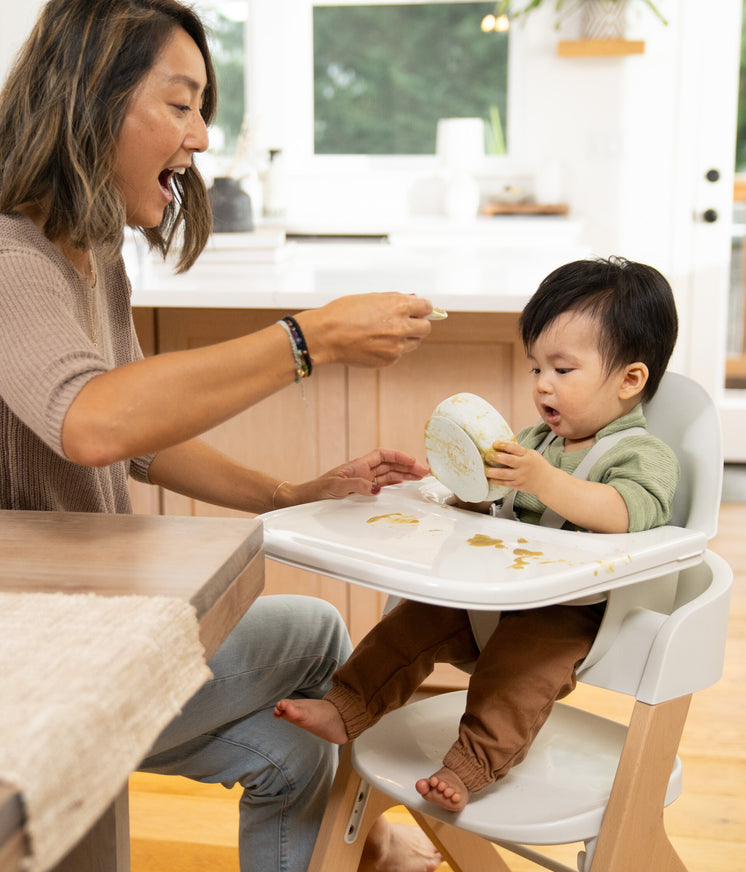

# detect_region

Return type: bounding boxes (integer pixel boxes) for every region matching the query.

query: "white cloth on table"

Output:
[0,591,211,872]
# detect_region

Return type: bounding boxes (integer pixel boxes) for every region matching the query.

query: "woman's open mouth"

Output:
[158,170,173,197]
[158,167,186,201]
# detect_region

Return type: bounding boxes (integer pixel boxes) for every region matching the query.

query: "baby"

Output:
[275,256,680,812]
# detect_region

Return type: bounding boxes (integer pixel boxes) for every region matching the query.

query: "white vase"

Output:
[582,0,627,39]
[442,171,480,221]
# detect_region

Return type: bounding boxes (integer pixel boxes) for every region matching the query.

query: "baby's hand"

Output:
[485,441,549,496]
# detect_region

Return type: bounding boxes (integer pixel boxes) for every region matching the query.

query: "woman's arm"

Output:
[147,439,430,514]
[62,292,433,467]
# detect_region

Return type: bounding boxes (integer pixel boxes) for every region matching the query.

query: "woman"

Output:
[0,2,440,870]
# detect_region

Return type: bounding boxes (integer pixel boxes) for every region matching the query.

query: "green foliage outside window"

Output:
[313,3,509,155]
[737,0,746,172]
[201,6,245,155]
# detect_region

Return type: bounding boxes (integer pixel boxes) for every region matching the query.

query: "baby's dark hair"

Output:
[519,257,678,403]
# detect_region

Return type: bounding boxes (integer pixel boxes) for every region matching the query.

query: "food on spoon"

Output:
[426,307,448,320]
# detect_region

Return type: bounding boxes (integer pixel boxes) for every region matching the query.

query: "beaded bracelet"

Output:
[281,316,313,378]
[278,316,313,398]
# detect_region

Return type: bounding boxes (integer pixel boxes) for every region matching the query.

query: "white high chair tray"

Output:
[261,479,707,609]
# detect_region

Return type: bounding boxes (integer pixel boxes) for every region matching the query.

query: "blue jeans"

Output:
[140,595,352,872]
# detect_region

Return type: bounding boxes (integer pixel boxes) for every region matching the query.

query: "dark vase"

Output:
[208,176,254,232]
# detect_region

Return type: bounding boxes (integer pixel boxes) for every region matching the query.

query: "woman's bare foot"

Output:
[360,816,442,872]
[273,697,348,744]
[415,766,469,812]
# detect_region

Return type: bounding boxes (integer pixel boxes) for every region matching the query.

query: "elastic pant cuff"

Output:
[443,744,495,794]
[325,684,372,740]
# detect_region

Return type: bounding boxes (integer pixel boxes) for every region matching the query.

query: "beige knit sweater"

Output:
[0,213,153,512]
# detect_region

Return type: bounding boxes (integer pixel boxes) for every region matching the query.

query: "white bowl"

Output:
[424,393,515,503]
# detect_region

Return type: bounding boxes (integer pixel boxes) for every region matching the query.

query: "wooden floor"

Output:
[129,502,746,871]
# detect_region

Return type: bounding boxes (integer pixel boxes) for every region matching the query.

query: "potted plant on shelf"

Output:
[493,0,667,39]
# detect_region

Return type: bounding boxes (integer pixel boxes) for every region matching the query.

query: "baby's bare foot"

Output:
[415,766,469,812]
[360,817,442,872]
[273,698,348,744]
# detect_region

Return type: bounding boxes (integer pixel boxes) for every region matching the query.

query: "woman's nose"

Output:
[187,113,209,154]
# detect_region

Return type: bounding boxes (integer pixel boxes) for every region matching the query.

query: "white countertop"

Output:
[128,217,589,313]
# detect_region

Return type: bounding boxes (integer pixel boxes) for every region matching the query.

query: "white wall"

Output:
[240,2,703,264]
[515,4,681,265]
[0,0,44,86]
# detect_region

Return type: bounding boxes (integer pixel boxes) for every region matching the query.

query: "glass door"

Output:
[679,0,745,461]
[725,4,746,392]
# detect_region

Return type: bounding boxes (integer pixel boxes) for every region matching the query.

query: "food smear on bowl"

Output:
[424,393,515,502]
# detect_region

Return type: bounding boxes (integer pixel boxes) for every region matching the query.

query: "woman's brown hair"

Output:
[0,0,217,272]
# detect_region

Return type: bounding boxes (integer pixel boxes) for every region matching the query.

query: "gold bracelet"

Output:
[271,480,288,509]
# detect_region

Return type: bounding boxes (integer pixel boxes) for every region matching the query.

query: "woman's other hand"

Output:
[273,449,430,508]
[295,292,434,368]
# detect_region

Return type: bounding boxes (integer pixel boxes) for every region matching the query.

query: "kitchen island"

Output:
[128,221,588,648]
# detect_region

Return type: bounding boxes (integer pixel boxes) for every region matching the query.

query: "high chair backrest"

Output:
[577,372,724,698]
[641,371,722,538]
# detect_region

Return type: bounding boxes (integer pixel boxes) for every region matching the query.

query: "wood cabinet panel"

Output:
[151,308,352,623]
[129,307,533,651]
[129,307,161,516]
[345,312,535,647]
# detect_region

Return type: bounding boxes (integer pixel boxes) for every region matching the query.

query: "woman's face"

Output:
[113,27,209,228]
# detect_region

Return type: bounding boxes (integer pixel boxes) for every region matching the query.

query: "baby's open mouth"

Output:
[542,404,561,425]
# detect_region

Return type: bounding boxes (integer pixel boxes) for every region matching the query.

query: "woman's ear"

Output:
[619,362,649,400]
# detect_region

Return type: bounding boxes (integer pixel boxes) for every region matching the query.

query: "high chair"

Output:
[262,372,731,872]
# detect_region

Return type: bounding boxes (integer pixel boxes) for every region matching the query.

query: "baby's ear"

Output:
[620,362,649,399]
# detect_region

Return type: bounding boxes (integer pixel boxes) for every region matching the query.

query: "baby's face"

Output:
[527,312,630,449]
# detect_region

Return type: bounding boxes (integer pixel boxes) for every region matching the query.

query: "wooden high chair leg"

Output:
[589,694,691,872]
[409,812,514,872]
[307,745,397,872]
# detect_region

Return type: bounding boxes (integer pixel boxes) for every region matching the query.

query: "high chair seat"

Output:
[351,691,681,846]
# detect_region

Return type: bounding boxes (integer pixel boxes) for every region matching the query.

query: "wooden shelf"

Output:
[733,174,746,202]
[482,202,569,216]
[557,39,645,57]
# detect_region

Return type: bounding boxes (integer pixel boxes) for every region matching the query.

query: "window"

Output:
[193,1,247,158]
[313,3,509,156]
[196,0,512,166]
[726,0,746,385]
